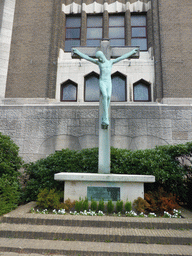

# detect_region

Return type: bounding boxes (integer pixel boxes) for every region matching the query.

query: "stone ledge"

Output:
[54,173,155,183]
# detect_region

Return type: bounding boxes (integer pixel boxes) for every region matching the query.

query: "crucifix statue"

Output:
[71,40,139,174]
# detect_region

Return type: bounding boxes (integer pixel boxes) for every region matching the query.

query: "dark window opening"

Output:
[61,80,77,101]
[111,72,126,102]
[133,79,151,101]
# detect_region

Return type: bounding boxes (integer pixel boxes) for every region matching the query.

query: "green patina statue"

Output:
[72,48,139,128]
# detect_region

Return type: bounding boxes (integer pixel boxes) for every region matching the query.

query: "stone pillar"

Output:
[103,0,109,39]
[125,4,131,46]
[81,0,87,46]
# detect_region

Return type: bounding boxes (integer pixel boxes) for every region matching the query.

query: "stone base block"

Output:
[54,173,155,203]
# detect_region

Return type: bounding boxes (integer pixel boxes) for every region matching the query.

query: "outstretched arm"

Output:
[72,48,98,64]
[111,48,139,64]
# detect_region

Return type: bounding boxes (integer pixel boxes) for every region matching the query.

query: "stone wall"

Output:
[157,0,192,99]
[0,102,191,163]
[5,0,61,99]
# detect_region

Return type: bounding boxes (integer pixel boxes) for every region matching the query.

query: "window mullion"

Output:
[81,10,87,46]
[103,10,109,39]
[125,9,131,46]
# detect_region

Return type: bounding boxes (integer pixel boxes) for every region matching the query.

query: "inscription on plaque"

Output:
[87,187,120,201]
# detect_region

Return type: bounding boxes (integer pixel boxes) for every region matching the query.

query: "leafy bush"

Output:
[116,200,123,213]
[62,198,76,211]
[82,197,89,211]
[36,188,61,210]
[145,187,180,215]
[0,133,23,215]
[24,142,192,204]
[98,199,105,212]
[0,175,21,215]
[75,198,84,212]
[133,197,150,213]
[23,148,98,201]
[107,200,114,213]
[124,201,132,212]
[0,132,22,178]
[91,199,97,211]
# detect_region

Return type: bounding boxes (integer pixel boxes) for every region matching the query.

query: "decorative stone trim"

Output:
[62,0,151,14]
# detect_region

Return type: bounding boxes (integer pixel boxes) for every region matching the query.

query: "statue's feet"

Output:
[101,121,109,129]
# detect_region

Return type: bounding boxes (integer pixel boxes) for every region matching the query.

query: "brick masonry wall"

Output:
[0,104,191,163]
[5,0,61,98]
[157,0,192,98]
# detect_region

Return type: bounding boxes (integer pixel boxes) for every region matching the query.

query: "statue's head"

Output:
[96,51,106,63]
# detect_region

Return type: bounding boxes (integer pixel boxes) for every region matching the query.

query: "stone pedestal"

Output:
[54,173,155,203]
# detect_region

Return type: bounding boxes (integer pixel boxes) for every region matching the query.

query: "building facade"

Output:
[0,0,192,162]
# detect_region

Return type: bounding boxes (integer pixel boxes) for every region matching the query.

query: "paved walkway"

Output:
[0,202,192,256]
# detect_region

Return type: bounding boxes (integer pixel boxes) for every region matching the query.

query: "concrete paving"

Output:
[0,202,192,256]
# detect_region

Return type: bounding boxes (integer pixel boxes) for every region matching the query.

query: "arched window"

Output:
[61,80,77,101]
[133,79,151,102]
[84,72,126,102]
[111,72,126,102]
[84,72,100,101]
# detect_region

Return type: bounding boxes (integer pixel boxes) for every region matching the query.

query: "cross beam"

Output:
[71,40,140,60]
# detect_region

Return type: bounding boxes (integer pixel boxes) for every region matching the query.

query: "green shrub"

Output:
[91,199,97,211]
[116,200,123,213]
[0,133,22,178]
[0,133,23,215]
[75,198,84,212]
[107,200,114,214]
[124,201,132,212]
[37,188,60,210]
[23,142,192,205]
[0,175,21,215]
[82,197,89,211]
[98,199,105,212]
[23,148,98,202]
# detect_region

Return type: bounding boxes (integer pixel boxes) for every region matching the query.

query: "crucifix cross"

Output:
[71,40,139,174]
[71,39,139,60]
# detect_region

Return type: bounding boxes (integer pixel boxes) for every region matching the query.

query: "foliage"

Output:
[116,200,123,213]
[0,133,23,178]
[98,199,105,212]
[124,201,132,212]
[75,198,84,212]
[62,198,76,212]
[133,197,150,213]
[36,188,61,210]
[91,198,97,211]
[0,133,23,215]
[23,142,192,204]
[82,197,89,211]
[0,175,21,215]
[107,200,114,213]
[144,187,180,215]
[23,148,98,202]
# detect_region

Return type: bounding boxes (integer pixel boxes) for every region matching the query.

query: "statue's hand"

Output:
[72,48,79,55]
[133,48,139,54]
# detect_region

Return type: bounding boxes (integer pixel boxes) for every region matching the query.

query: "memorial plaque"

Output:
[87,187,120,201]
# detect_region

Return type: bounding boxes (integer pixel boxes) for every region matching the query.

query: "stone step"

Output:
[2,214,192,230]
[0,223,192,245]
[0,238,192,256]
